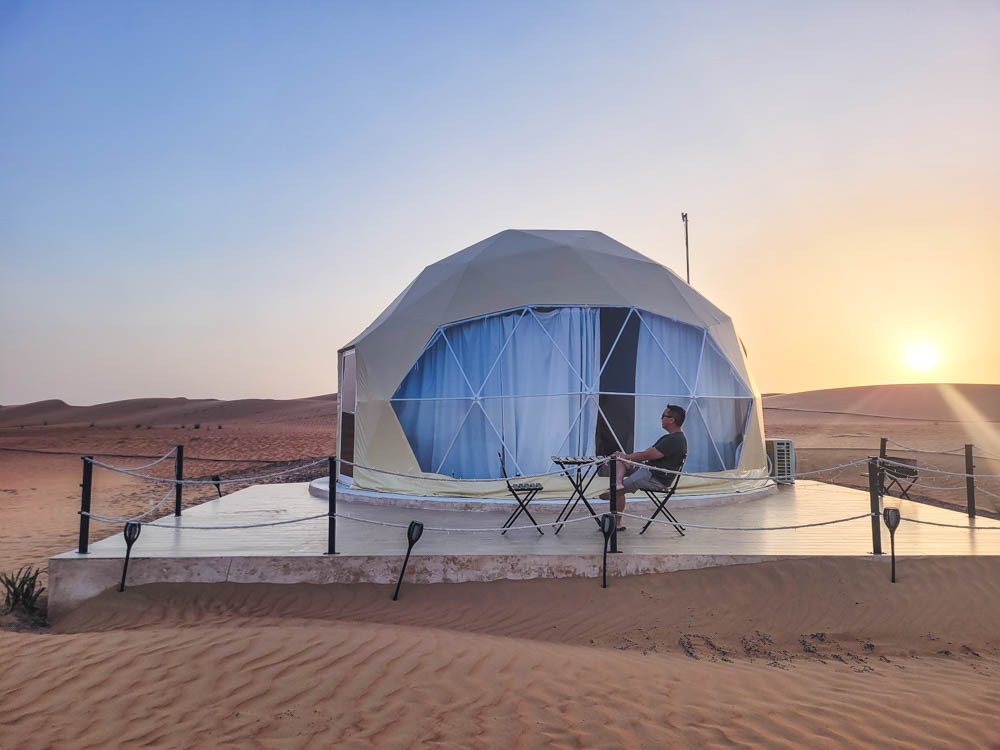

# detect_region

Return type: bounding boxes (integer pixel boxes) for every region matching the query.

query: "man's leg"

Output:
[600,458,629,499]
[614,456,626,490]
[615,458,631,530]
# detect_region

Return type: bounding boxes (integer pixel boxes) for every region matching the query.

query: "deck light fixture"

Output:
[600,513,615,588]
[118,521,142,592]
[392,521,424,601]
[883,507,901,582]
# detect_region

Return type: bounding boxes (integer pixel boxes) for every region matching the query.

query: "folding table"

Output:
[551,456,605,534]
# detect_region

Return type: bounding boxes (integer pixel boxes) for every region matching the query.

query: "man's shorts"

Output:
[621,464,669,493]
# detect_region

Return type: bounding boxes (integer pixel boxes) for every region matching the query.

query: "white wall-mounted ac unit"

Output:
[766,439,796,484]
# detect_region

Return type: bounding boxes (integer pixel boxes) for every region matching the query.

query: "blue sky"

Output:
[2,1,998,403]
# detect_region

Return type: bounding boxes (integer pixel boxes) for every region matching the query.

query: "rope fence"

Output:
[0,446,296,463]
[95,446,177,473]
[88,456,329,485]
[78,448,1000,486]
[73,438,1000,584]
[78,507,1000,534]
[883,438,967,455]
[878,456,1000,479]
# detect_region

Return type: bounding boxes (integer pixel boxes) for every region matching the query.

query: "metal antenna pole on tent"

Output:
[681,212,690,284]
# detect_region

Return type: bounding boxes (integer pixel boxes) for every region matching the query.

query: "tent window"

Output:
[341,350,357,413]
[391,306,753,478]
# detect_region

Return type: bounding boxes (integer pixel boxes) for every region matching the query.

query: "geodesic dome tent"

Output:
[337,229,769,499]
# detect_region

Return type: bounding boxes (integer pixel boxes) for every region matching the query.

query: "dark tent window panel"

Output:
[338,349,357,478]
[390,306,753,479]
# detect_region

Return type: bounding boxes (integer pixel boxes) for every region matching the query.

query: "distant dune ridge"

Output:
[763,383,1000,422]
[3,383,996,428]
[0,394,338,428]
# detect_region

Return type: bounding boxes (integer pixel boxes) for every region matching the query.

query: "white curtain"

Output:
[393,307,754,477]
[393,307,599,479]
[493,308,597,475]
[634,312,751,472]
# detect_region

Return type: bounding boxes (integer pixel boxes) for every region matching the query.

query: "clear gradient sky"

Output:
[2,1,998,405]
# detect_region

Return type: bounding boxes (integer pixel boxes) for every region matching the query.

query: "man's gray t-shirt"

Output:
[649,431,687,476]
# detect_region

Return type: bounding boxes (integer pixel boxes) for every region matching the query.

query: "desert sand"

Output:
[2,384,999,747]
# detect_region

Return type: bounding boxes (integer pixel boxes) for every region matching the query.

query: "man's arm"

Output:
[615,446,664,463]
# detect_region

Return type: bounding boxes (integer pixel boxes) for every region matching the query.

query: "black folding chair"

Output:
[882,457,918,500]
[499,452,544,535]
[638,457,686,536]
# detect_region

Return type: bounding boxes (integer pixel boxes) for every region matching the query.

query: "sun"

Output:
[902,341,942,373]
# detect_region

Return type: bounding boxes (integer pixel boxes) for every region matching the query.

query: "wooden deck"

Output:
[48,480,1000,617]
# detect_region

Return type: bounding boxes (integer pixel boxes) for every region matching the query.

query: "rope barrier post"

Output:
[327,456,337,555]
[868,457,883,555]
[212,475,222,498]
[609,457,619,554]
[174,444,184,516]
[78,456,93,554]
[965,444,976,519]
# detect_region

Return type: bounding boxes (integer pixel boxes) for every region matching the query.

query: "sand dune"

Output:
[3,383,1000,746]
[3,558,999,748]
[764,383,1000,422]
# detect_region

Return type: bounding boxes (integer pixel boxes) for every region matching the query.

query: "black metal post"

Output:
[879,437,887,460]
[609,458,619,553]
[868,456,883,555]
[174,444,184,516]
[327,456,337,555]
[890,532,896,581]
[965,444,976,519]
[212,475,222,498]
[78,456,93,554]
[681,212,690,284]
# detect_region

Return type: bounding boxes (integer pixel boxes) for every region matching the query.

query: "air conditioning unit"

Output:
[766,439,796,484]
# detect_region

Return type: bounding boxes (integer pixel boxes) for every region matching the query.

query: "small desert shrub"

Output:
[218,425,223,429]
[135,423,141,429]
[1,566,45,615]
[146,425,152,430]
[194,423,200,429]
[89,423,95,428]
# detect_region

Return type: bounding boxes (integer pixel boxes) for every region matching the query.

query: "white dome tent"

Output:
[337,229,770,500]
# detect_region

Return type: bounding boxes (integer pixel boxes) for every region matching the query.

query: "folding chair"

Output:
[499,452,544,535]
[638,457,686,536]
[882,457,918,500]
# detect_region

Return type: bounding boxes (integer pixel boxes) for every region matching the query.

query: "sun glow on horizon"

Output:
[902,340,943,374]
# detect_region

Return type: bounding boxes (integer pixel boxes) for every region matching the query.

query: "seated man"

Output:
[600,404,687,531]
